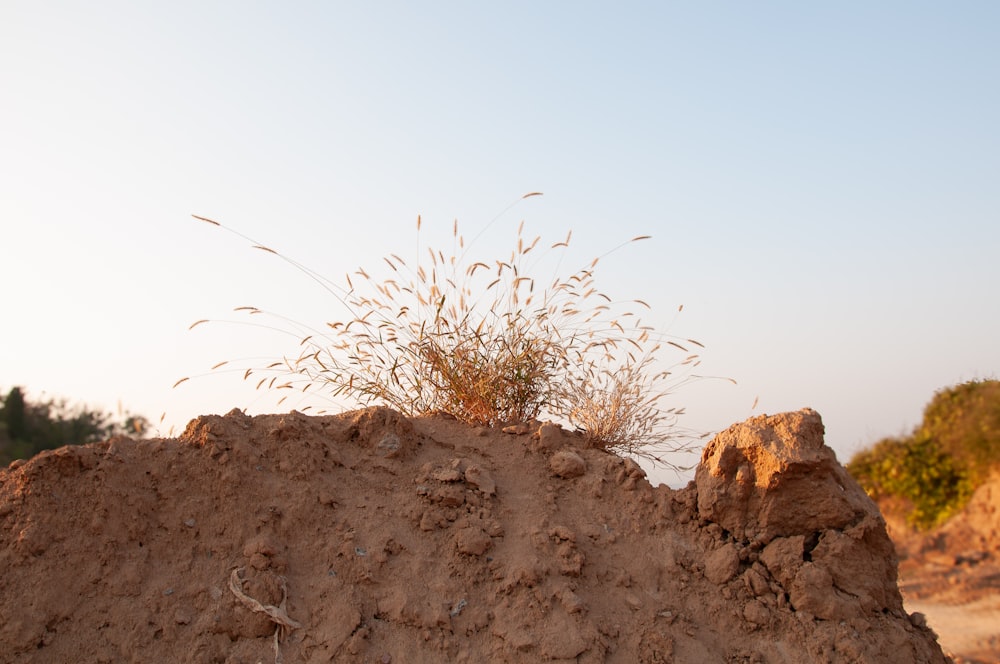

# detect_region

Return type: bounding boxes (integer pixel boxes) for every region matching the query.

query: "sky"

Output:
[2,2,998,485]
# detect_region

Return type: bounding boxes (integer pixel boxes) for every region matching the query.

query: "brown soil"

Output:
[0,408,949,663]
[884,476,1000,664]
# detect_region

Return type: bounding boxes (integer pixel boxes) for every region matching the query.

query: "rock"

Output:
[759,536,805,588]
[695,409,876,544]
[348,407,417,458]
[789,563,855,621]
[557,587,585,614]
[430,467,463,483]
[742,565,771,597]
[376,433,402,458]
[704,542,740,585]
[695,408,907,621]
[463,465,496,496]
[538,611,589,660]
[742,599,770,626]
[535,422,565,450]
[454,526,492,556]
[808,515,902,614]
[550,450,586,478]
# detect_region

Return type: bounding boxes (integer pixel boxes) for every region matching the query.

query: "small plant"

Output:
[179,195,717,468]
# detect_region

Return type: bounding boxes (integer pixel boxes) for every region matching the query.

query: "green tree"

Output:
[919,380,1000,482]
[0,387,150,466]
[4,387,26,440]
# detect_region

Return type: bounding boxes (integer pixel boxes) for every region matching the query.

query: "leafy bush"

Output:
[182,198,718,467]
[848,434,972,530]
[847,379,1000,529]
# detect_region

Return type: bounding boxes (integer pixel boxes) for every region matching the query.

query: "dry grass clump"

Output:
[557,353,708,463]
[180,195,718,467]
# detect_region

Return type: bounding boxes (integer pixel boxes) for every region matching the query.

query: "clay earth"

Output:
[0,407,984,663]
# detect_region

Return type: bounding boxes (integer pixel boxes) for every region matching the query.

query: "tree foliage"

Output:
[919,379,1000,483]
[848,434,972,529]
[0,387,149,466]
[847,379,1000,529]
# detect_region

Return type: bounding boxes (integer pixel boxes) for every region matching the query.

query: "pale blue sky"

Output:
[2,2,998,484]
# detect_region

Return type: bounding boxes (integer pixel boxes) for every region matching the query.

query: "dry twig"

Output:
[229,567,302,664]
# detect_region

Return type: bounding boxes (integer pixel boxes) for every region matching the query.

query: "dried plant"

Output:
[179,194,723,467]
[553,351,711,466]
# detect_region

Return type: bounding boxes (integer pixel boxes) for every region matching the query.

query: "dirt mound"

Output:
[887,473,1000,663]
[928,472,1000,563]
[895,473,1000,599]
[0,407,947,663]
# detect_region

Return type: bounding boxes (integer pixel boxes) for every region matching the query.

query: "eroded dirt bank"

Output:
[888,473,1000,663]
[0,408,947,663]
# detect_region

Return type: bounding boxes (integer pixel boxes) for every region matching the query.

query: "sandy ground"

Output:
[903,595,1000,664]
[899,559,1000,663]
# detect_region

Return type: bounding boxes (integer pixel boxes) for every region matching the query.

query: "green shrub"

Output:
[919,380,1000,483]
[848,434,972,530]
[847,379,1000,530]
[182,198,719,467]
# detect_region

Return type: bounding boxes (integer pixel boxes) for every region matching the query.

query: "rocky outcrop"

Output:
[696,408,872,543]
[695,408,908,622]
